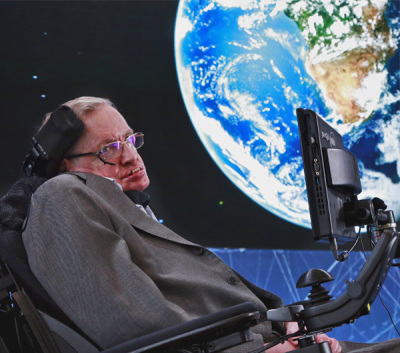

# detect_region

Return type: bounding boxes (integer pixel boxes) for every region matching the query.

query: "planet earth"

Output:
[175,0,400,229]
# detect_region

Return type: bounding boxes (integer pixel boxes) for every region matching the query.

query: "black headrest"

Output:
[23,105,84,178]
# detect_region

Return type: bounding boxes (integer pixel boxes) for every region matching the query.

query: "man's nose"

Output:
[120,143,139,163]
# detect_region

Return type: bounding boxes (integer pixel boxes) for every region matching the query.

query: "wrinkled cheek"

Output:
[122,174,150,192]
[141,174,150,190]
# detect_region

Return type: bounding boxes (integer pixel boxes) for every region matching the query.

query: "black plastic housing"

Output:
[297,108,361,241]
[23,105,84,178]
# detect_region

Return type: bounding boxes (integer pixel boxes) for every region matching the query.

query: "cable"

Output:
[248,330,301,353]
[378,294,400,337]
[348,227,362,253]
[368,225,378,250]
[336,228,362,262]
[359,232,368,260]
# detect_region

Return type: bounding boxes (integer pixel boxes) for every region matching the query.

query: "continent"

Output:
[285,0,397,123]
[308,46,392,123]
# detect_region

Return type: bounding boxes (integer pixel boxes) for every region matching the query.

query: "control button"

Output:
[227,276,238,285]
[346,280,364,299]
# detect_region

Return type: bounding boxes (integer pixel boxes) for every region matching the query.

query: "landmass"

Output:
[284,0,397,123]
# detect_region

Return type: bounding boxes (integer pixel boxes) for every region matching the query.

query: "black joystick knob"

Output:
[296,268,334,288]
[296,269,334,306]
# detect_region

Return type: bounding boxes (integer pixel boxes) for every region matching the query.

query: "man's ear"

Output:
[63,158,73,172]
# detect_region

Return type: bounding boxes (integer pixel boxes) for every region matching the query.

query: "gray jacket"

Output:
[22,172,283,350]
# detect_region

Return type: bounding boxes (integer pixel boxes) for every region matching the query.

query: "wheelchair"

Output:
[1,106,398,352]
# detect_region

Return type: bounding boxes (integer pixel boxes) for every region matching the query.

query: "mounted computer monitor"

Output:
[297,108,362,242]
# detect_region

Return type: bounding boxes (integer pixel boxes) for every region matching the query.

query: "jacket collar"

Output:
[65,172,198,247]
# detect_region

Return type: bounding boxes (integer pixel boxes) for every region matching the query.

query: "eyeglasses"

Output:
[66,132,144,166]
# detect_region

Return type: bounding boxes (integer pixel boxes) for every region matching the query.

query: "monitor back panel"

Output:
[297,108,356,241]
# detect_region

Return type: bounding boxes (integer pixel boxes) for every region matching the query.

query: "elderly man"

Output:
[22,97,395,353]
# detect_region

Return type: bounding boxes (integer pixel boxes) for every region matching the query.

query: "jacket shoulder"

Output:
[34,173,86,198]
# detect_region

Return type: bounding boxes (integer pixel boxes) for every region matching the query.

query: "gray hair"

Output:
[43,96,115,124]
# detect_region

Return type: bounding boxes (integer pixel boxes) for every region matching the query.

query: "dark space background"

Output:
[0,1,337,251]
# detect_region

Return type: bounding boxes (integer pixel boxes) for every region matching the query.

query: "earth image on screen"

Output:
[175,0,400,229]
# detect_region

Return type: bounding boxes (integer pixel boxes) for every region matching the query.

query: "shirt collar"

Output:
[103,177,123,191]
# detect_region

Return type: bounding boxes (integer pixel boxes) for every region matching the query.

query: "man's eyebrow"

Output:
[98,129,134,146]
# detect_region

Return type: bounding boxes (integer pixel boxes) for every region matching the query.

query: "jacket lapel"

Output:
[68,172,199,247]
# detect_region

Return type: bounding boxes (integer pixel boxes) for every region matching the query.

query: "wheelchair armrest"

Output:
[103,302,261,353]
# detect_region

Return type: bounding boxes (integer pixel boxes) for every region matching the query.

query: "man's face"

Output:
[65,104,150,192]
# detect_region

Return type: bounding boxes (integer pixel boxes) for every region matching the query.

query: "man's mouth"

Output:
[123,167,145,179]
[129,167,141,175]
